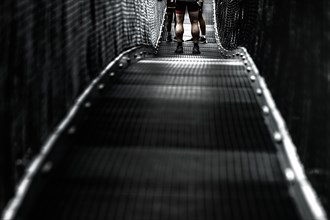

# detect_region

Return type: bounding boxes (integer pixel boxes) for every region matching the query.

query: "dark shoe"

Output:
[199,36,207,44]
[166,34,172,42]
[186,37,193,42]
[175,45,183,53]
[192,45,200,54]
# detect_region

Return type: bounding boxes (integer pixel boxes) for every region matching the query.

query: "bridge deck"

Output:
[24,2,302,220]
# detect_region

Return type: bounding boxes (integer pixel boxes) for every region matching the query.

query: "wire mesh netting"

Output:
[22,4,302,216]
[0,0,165,210]
[1,0,329,218]
[215,0,330,214]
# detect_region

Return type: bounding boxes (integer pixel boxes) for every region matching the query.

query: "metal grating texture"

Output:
[24,2,301,220]
[27,57,301,220]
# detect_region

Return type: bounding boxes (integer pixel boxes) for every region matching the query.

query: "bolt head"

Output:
[274,132,282,143]
[84,102,91,108]
[285,168,295,182]
[247,67,252,72]
[68,126,76,135]
[262,106,270,115]
[109,72,115,77]
[250,75,256,82]
[98,84,105,90]
[256,88,262,96]
[42,162,53,173]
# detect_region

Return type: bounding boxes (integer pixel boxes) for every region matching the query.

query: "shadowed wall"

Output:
[0,0,164,210]
[216,0,330,213]
[1,0,329,216]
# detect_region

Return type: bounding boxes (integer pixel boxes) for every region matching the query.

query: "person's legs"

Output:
[199,17,206,36]
[198,2,207,43]
[175,2,185,43]
[175,13,184,43]
[188,10,199,43]
[166,9,174,32]
[166,8,175,41]
[187,3,200,54]
[198,3,206,36]
[175,2,185,53]
[199,15,206,36]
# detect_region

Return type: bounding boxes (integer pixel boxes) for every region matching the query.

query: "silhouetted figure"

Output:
[166,0,176,42]
[198,0,207,43]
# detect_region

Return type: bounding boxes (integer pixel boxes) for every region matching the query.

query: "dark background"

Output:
[0,0,164,211]
[216,0,330,213]
[1,0,329,216]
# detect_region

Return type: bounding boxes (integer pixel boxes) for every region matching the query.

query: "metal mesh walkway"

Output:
[27,57,300,219]
[20,2,304,220]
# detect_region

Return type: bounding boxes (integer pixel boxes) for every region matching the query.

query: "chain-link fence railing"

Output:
[0,0,165,211]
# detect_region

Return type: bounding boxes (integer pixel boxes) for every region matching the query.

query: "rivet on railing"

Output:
[247,67,252,72]
[118,63,124,69]
[256,88,263,96]
[98,84,105,90]
[68,126,76,135]
[109,72,115,77]
[42,162,53,173]
[262,106,270,115]
[274,132,282,143]
[285,168,295,182]
[84,102,91,108]
[250,75,256,82]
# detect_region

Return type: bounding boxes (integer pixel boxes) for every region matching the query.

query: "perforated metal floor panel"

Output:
[25,2,303,220]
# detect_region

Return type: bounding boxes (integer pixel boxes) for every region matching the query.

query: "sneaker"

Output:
[186,37,193,42]
[192,45,200,54]
[175,45,183,54]
[166,34,172,42]
[199,36,207,44]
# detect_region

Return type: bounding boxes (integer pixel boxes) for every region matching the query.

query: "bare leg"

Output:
[188,10,200,43]
[175,13,184,43]
[199,13,206,36]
